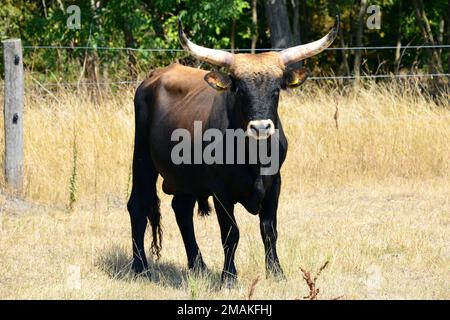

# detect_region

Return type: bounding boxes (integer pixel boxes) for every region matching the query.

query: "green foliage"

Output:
[0,0,448,83]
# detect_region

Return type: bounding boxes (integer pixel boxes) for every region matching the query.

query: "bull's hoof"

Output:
[189,259,208,276]
[267,266,286,281]
[221,273,237,289]
[131,258,148,275]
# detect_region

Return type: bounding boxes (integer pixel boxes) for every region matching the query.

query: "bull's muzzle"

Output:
[246,119,275,140]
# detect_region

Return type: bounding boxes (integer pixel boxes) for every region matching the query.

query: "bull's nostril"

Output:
[247,120,275,139]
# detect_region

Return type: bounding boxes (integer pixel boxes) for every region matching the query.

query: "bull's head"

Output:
[178,16,339,140]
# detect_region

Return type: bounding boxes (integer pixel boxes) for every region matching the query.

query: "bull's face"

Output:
[178,16,339,139]
[203,54,309,139]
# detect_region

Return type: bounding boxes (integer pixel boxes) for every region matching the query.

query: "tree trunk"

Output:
[251,0,258,54]
[395,0,403,73]
[289,0,303,69]
[264,0,293,49]
[330,0,350,76]
[353,0,368,81]
[231,18,236,53]
[412,0,443,73]
[339,27,351,76]
[291,0,301,45]
[86,0,100,90]
[448,0,450,73]
[438,17,445,45]
[56,0,64,11]
[123,20,137,81]
[300,0,310,43]
[42,0,48,18]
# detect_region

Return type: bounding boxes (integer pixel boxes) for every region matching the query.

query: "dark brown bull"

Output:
[127,16,339,285]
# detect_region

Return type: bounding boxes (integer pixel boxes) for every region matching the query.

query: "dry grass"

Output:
[0,81,449,299]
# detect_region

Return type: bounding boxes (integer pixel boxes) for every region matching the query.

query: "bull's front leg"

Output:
[259,173,284,279]
[212,194,239,288]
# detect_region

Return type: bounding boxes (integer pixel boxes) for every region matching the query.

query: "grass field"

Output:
[0,81,449,299]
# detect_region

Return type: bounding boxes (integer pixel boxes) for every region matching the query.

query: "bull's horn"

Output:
[279,15,340,66]
[178,18,234,68]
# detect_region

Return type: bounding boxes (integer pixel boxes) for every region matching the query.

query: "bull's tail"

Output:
[149,196,163,259]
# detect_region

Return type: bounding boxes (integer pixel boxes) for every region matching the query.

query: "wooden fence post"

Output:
[2,39,24,193]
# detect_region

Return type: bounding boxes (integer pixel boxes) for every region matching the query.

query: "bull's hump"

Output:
[159,63,211,96]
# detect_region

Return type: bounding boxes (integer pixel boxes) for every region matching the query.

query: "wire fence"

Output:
[21,44,450,52]
[26,73,450,88]
[12,43,450,87]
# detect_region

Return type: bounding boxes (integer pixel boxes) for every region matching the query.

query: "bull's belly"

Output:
[156,162,212,196]
[150,145,255,199]
[149,138,209,196]
[151,148,270,214]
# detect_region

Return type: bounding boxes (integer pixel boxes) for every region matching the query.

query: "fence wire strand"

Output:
[12,43,450,87]
[24,73,449,88]
[21,44,450,52]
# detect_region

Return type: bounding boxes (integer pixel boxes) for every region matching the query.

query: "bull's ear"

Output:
[282,67,309,89]
[204,71,232,91]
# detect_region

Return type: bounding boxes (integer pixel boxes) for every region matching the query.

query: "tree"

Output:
[412,0,444,73]
[353,0,368,81]
[448,0,450,73]
[264,0,293,48]
[251,0,258,53]
[264,0,303,69]
[0,0,449,85]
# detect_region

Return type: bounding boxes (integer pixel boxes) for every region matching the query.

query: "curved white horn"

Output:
[178,18,234,68]
[279,15,340,66]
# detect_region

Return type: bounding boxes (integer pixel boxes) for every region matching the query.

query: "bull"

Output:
[127,16,339,285]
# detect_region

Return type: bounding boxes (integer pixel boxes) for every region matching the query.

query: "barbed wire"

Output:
[21,44,450,52]
[14,43,450,87]
[308,73,450,80]
[28,80,139,87]
[24,73,449,88]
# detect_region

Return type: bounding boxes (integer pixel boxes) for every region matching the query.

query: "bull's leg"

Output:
[213,196,239,287]
[127,157,158,275]
[259,173,284,279]
[127,94,161,275]
[172,194,206,272]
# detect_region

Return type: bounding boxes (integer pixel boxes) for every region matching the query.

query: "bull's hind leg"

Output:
[172,194,206,272]
[127,156,160,275]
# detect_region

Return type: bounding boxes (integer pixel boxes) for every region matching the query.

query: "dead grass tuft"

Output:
[245,277,260,300]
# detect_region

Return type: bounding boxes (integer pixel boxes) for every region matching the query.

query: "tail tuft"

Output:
[197,197,211,217]
[149,198,163,259]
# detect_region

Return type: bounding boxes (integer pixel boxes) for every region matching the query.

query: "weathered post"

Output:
[2,39,24,193]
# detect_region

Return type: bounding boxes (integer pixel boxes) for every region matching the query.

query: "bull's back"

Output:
[138,63,218,195]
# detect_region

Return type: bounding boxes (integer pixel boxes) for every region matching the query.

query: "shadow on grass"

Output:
[96,244,221,291]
